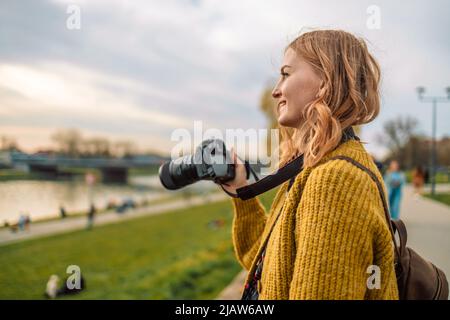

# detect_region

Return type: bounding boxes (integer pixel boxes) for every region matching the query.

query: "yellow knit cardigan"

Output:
[231,140,399,300]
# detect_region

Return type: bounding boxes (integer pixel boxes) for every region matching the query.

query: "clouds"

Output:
[0,0,449,157]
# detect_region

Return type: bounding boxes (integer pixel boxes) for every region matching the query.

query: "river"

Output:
[0,176,215,223]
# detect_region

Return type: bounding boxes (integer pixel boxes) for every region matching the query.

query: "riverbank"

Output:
[0,171,186,224]
[0,191,226,245]
[0,192,182,230]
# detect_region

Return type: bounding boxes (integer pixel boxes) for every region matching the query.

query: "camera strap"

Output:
[219,127,360,200]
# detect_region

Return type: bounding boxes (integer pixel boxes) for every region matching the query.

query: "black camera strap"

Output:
[219,127,359,200]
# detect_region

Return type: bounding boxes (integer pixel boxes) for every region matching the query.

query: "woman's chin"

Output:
[277,115,289,127]
[277,115,298,128]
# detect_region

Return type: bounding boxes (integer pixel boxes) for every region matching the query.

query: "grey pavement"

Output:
[400,185,450,280]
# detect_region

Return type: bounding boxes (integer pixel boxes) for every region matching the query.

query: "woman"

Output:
[220,30,399,299]
[384,160,406,219]
[411,165,425,195]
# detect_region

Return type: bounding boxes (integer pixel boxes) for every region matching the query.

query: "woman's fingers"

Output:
[217,146,249,196]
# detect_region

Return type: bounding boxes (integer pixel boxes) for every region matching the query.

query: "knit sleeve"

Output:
[231,197,267,271]
[289,161,375,299]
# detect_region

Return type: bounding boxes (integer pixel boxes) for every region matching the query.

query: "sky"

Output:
[0,0,449,159]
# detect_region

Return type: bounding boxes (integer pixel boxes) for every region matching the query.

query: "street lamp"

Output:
[416,87,450,196]
[416,86,425,99]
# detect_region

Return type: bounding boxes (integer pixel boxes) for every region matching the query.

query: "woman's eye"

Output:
[281,72,289,78]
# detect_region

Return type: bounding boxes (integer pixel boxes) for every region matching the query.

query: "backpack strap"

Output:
[328,155,402,269]
[391,219,407,257]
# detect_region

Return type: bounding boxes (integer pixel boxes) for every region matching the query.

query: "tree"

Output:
[377,116,420,168]
[112,140,137,158]
[259,86,278,130]
[259,86,279,157]
[437,136,450,166]
[83,137,111,157]
[0,135,19,151]
[51,129,83,156]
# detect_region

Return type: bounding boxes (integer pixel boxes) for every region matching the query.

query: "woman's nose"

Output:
[272,87,281,99]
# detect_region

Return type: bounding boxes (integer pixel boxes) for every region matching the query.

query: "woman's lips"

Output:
[278,101,287,113]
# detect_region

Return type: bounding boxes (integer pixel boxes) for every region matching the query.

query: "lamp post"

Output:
[416,87,450,196]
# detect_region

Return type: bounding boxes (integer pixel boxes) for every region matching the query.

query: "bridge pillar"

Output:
[28,164,59,178]
[101,167,128,183]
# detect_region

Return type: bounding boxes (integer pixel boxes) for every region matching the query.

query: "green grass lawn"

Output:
[129,165,161,176]
[424,193,450,207]
[405,171,449,184]
[0,192,181,229]
[0,169,42,181]
[0,188,278,299]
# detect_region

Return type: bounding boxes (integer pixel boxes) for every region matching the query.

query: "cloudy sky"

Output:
[0,0,449,158]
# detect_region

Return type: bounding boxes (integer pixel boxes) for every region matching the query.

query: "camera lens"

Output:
[158,139,235,191]
[158,155,199,190]
[158,162,177,190]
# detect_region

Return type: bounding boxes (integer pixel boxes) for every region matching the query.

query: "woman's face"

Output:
[390,160,399,172]
[272,47,322,128]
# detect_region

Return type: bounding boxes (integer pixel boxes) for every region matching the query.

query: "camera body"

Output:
[159,139,235,190]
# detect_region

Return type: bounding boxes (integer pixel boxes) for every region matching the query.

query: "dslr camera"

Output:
[159,139,246,190]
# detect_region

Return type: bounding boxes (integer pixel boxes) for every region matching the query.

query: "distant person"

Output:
[59,206,67,219]
[106,199,117,210]
[24,215,31,231]
[384,160,406,220]
[8,220,18,233]
[18,214,26,231]
[18,213,31,231]
[412,165,425,195]
[86,204,96,230]
[45,274,86,299]
[45,275,60,299]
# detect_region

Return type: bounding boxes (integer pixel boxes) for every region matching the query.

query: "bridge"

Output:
[3,151,167,183]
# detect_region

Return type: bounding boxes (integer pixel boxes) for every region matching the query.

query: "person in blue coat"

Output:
[384,160,406,220]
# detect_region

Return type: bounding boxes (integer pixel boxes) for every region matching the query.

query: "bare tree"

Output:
[259,86,278,130]
[51,129,83,156]
[112,140,137,158]
[377,116,420,168]
[83,137,111,157]
[0,135,19,151]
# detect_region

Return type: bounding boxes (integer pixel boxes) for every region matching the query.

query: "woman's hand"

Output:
[219,147,248,195]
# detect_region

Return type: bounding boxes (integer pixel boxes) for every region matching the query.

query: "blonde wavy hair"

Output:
[277,30,381,168]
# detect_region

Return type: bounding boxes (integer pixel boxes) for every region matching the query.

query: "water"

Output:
[0,176,215,223]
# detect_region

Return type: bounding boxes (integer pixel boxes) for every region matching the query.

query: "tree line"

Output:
[0,129,148,158]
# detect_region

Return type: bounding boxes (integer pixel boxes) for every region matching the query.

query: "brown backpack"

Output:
[330,156,449,300]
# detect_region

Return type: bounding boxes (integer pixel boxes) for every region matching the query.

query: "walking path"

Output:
[217,184,450,299]
[0,192,227,246]
[399,185,450,279]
